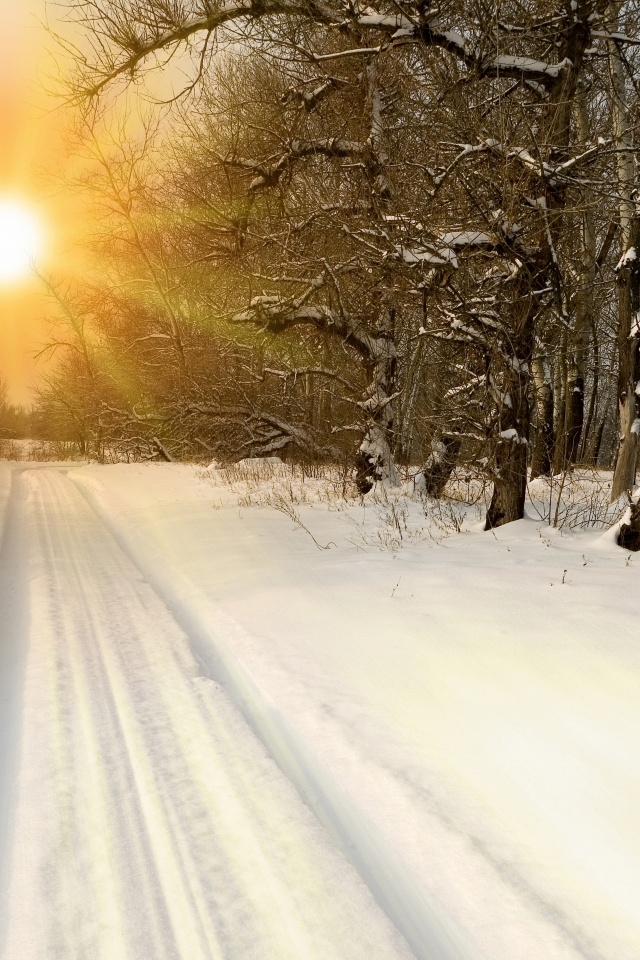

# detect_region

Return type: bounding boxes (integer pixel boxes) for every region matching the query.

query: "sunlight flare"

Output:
[0,199,42,283]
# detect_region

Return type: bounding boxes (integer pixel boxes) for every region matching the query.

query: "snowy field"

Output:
[0,459,639,960]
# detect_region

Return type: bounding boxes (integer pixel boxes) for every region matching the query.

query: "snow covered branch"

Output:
[220,139,366,192]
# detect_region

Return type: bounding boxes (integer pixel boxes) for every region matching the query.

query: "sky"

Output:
[0,3,194,407]
[0,1,81,406]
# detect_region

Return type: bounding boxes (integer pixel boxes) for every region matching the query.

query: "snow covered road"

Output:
[68,462,640,960]
[2,461,640,960]
[0,467,415,960]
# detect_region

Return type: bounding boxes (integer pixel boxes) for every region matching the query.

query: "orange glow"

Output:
[0,3,189,406]
[0,1,79,406]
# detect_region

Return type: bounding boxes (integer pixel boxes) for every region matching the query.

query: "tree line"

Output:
[40,0,640,542]
[0,380,31,439]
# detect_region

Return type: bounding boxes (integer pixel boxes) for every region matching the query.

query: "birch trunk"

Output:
[355,308,399,492]
[355,65,399,492]
[530,355,554,480]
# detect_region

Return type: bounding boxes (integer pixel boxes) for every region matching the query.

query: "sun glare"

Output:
[0,199,42,284]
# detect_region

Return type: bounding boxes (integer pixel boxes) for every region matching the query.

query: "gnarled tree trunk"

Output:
[420,434,461,498]
[355,315,399,493]
[619,498,640,551]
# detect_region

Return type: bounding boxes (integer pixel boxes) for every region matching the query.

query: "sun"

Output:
[0,199,43,284]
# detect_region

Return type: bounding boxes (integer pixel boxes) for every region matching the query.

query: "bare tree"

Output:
[48,0,640,536]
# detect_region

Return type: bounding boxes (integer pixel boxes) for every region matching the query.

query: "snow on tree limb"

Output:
[231,291,391,362]
[64,0,599,100]
[219,139,365,192]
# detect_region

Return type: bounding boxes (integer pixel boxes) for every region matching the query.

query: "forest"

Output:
[28,0,640,542]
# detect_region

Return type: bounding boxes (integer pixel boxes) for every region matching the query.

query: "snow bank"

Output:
[0,462,11,547]
[70,464,640,960]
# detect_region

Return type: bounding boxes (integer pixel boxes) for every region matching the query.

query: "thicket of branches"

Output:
[39,0,640,539]
[0,380,30,439]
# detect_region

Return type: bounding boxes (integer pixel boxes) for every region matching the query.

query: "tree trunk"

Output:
[611,216,640,501]
[485,267,536,529]
[609,4,639,501]
[313,333,332,435]
[552,336,568,473]
[543,14,593,473]
[561,92,597,467]
[355,67,399,494]
[530,355,554,479]
[580,319,599,460]
[420,434,461,498]
[355,419,398,492]
[396,335,425,464]
[564,363,585,464]
[591,415,607,466]
[355,308,399,493]
[618,499,640,551]
[486,440,528,530]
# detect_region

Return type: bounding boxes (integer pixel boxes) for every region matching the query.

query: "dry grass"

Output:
[526,468,624,530]
[210,457,358,508]
[204,457,626,553]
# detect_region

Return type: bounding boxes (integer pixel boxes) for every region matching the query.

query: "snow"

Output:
[493,55,571,78]
[0,466,414,960]
[396,244,459,268]
[440,231,493,248]
[616,246,637,271]
[0,461,10,541]
[530,195,547,208]
[593,30,640,44]
[392,26,415,39]
[358,14,413,30]
[1,461,640,960]
[441,30,465,50]
[396,233,494,270]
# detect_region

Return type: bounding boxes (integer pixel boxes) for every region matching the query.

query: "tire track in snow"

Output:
[0,470,30,955]
[70,473,484,960]
[2,468,413,960]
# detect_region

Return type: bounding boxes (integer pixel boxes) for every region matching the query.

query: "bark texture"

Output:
[421,434,461,498]
[530,356,554,480]
[618,500,640,551]
[484,237,547,530]
[611,216,640,501]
